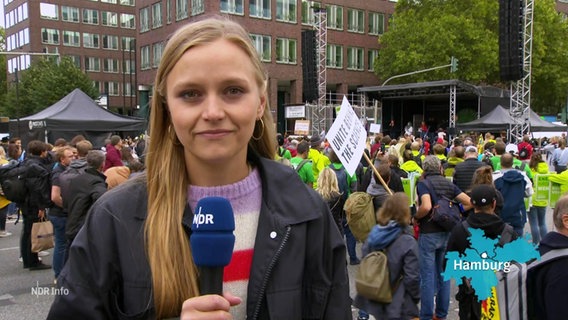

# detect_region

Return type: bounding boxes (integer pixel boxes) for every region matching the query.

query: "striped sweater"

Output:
[188,167,262,318]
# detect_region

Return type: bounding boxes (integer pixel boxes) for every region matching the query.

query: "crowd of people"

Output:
[277,128,568,320]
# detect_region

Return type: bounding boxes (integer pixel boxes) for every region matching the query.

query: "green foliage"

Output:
[457,108,477,124]
[3,57,99,118]
[375,0,568,114]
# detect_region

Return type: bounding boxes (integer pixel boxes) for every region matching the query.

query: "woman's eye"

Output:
[181,90,200,99]
[226,87,244,96]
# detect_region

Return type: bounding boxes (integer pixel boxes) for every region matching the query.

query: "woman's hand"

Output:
[180,292,241,320]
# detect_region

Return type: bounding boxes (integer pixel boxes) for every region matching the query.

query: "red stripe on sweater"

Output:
[223,249,253,282]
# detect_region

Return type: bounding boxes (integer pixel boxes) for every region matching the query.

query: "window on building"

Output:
[301,0,320,25]
[140,7,150,31]
[123,59,135,74]
[221,0,244,15]
[103,58,120,73]
[176,0,188,20]
[40,3,58,20]
[368,49,378,72]
[106,82,120,96]
[326,44,342,68]
[250,34,271,62]
[192,0,204,15]
[276,0,296,22]
[41,28,59,45]
[347,47,364,70]
[102,11,118,27]
[124,82,136,96]
[122,37,135,51]
[152,2,162,28]
[92,81,101,93]
[250,0,270,19]
[347,8,364,33]
[326,5,343,30]
[120,13,135,28]
[101,0,118,4]
[83,33,100,48]
[141,45,150,70]
[275,38,297,64]
[85,57,101,72]
[102,35,119,50]
[67,55,81,68]
[120,0,135,5]
[62,6,79,22]
[368,12,385,35]
[63,31,80,47]
[83,9,99,25]
[153,42,164,68]
[166,0,172,23]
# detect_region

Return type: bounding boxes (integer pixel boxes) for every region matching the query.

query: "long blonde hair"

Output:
[145,16,276,318]
[316,167,341,201]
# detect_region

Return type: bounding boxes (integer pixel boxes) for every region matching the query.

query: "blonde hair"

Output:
[145,16,276,318]
[376,192,410,226]
[316,167,341,201]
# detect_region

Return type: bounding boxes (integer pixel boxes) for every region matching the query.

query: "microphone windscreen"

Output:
[190,197,235,267]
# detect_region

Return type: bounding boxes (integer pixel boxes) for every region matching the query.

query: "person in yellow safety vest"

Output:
[308,134,330,189]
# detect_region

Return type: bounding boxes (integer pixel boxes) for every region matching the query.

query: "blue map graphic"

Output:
[442,227,540,300]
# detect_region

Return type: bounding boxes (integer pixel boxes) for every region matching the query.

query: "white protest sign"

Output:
[370,123,381,133]
[326,96,367,176]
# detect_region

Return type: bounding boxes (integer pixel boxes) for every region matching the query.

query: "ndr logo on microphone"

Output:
[193,207,214,228]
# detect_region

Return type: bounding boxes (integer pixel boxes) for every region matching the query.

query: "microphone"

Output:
[191,197,235,295]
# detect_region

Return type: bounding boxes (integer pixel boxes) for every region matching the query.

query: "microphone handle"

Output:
[199,266,224,295]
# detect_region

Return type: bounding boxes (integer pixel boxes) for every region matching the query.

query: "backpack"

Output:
[0,160,47,204]
[293,159,310,172]
[413,152,423,168]
[343,192,376,241]
[59,166,88,210]
[355,236,403,303]
[423,179,462,231]
[330,164,349,201]
[514,161,527,172]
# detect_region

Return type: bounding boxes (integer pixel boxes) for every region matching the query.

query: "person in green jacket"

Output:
[290,141,314,188]
[400,149,423,175]
[529,152,550,244]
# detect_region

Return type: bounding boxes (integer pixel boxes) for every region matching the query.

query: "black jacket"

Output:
[64,167,107,241]
[527,232,568,320]
[48,156,351,319]
[21,155,51,217]
[452,158,485,193]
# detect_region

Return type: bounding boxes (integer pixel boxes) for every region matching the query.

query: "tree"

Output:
[375,0,568,114]
[3,57,99,118]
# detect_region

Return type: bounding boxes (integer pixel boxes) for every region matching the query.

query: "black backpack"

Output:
[519,146,529,159]
[0,160,33,204]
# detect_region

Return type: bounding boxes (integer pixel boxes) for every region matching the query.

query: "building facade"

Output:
[3,0,138,114]
[136,0,396,133]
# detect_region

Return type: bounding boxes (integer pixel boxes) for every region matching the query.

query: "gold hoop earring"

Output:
[252,118,265,141]
[167,125,181,146]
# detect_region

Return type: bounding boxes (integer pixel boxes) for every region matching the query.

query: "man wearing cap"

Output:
[453,146,484,193]
[446,184,517,320]
[504,143,533,179]
[308,134,330,189]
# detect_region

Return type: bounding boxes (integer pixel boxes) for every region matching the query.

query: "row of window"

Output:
[139,35,379,72]
[139,1,387,35]
[4,2,28,29]
[40,3,136,29]
[6,28,30,52]
[94,81,137,96]
[41,28,136,51]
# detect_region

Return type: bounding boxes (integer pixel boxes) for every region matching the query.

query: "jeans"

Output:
[528,206,547,244]
[49,215,67,278]
[342,217,358,262]
[419,232,450,320]
[20,214,40,268]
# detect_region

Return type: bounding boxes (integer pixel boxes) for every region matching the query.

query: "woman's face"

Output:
[165,39,266,166]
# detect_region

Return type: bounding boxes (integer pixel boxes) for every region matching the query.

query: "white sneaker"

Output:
[0,231,12,237]
[19,257,42,262]
[38,251,50,257]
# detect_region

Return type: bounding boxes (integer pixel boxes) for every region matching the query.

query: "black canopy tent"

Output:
[457,104,567,132]
[11,88,147,147]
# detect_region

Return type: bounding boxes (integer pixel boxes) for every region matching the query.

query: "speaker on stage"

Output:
[301,30,318,102]
[499,0,524,81]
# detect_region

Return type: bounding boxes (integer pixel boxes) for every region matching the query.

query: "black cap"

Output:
[470,184,497,206]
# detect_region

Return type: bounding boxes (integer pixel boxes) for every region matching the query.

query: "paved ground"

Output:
[0,208,555,319]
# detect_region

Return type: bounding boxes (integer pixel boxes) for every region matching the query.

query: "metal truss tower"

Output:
[312,8,328,135]
[509,0,534,141]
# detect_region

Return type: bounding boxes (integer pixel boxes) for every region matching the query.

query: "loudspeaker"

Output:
[301,30,318,102]
[499,0,524,81]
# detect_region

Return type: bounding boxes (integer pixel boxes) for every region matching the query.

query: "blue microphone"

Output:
[191,197,235,295]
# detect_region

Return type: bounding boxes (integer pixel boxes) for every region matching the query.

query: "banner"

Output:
[294,120,310,135]
[326,96,367,176]
[550,182,562,209]
[533,174,550,205]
